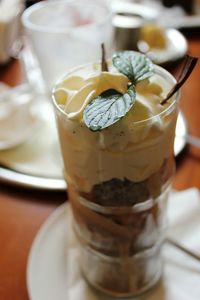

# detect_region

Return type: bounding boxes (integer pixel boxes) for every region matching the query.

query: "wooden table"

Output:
[0,34,200,300]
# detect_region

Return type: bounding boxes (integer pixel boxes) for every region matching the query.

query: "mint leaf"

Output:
[83,51,155,131]
[83,86,136,131]
[112,51,154,84]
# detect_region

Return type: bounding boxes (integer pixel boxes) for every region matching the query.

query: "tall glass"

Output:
[21,0,114,91]
[52,62,179,297]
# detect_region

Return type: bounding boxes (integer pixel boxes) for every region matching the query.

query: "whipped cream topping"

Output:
[54,72,129,120]
[53,64,178,193]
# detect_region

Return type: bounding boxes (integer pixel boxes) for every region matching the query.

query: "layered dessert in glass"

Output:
[52,51,179,297]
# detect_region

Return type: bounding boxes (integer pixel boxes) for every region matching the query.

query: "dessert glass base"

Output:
[80,240,163,298]
[70,184,170,298]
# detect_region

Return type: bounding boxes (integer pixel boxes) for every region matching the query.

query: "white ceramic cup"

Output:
[21,0,114,91]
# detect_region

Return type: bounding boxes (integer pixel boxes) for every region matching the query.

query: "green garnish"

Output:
[112,51,154,84]
[83,86,135,131]
[83,51,154,131]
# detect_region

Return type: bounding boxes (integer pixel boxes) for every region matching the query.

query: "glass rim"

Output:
[79,194,156,214]
[75,183,170,214]
[21,0,113,34]
[52,61,180,127]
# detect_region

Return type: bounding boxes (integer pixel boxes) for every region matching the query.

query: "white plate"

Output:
[138,28,188,65]
[27,204,69,300]
[27,194,200,300]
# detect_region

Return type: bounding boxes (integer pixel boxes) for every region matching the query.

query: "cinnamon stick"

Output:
[101,43,108,72]
[161,55,198,105]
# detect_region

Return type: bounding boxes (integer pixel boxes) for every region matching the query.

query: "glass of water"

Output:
[21,0,114,91]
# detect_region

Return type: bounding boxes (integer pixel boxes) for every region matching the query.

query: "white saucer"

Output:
[138,28,188,66]
[27,204,69,300]
[27,193,200,300]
